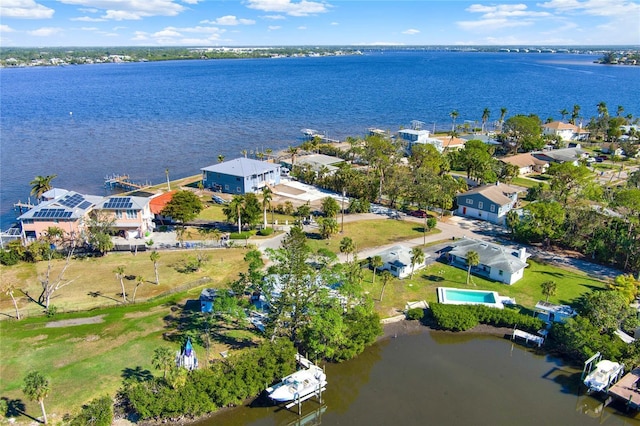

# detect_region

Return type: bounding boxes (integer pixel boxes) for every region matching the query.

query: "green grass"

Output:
[305,219,439,253]
[510,177,549,189]
[368,258,607,318]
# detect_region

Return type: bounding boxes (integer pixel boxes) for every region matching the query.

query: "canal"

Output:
[195,323,640,425]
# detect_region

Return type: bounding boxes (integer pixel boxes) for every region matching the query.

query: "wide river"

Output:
[1,51,639,229]
[193,325,639,426]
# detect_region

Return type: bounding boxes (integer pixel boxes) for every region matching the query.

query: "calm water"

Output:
[1,51,639,229]
[194,328,639,426]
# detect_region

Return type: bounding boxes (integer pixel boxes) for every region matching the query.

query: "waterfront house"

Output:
[281,153,344,176]
[542,121,590,142]
[376,245,429,279]
[499,153,549,175]
[201,158,280,194]
[18,190,102,243]
[94,195,155,239]
[455,183,521,225]
[398,129,444,154]
[434,135,467,151]
[149,190,176,224]
[444,237,528,284]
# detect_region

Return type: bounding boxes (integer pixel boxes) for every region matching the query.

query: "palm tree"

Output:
[339,236,356,262]
[287,146,299,167]
[217,154,225,163]
[410,247,425,278]
[132,275,144,303]
[570,104,581,125]
[449,110,459,132]
[262,186,273,228]
[597,101,609,118]
[113,265,127,303]
[541,280,557,302]
[466,251,480,285]
[559,108,569,122]
[616,105,624,117]
[379,270,393,302]
[227,195,245,234]
[152,346,174,379]
[3,283,21,320]
[481,108,490,134]
[29,174,57,199]
[499,107,508,132]
[150,251,160,285]
[23,371,49,424]
[370,255,383,285]
[241,149,248,158]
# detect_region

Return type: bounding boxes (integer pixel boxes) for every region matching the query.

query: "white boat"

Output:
[266,365,327,403]
[584,360,624,393]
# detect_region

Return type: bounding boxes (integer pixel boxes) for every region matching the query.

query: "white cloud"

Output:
[297,26,306,30]
[458,17,535,30]
[132,30,148,40]
[58,0,186,20]
[0,0,55,19]
[268,25,282,30]
[539,0,640,17]
[262,14,286,20]
[78,7,99,13]
[458,3,549,31]
[330,21,338,26]
[71,16,107,22]
[182,0,201,4]
[80,26,98,31]
[200,15,255,25]
[28,27,63,36]
[247,0,330,17]
[402,29,420,35]
[154,28,182,37]
[0,24,16,32]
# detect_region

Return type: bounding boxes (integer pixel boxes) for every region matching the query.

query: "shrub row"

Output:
[229,231,254,239]
[430,303,544,332]
[257,227,274,236]
[120,339,297,421]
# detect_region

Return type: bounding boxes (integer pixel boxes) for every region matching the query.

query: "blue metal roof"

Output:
[201,157,279,178]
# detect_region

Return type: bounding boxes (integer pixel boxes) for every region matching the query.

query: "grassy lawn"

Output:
[511,177,548,189]
[305,219,439,253]
[367,258,607,318]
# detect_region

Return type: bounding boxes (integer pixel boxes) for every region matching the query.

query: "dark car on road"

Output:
[212,195,228,204]
[407,209,427,218]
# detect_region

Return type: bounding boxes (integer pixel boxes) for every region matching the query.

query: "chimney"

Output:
[518,248,527,261]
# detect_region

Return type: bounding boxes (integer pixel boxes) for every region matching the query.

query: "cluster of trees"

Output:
[507,165,640,272]
[429,303,545,332]
[119,339,297,421]
[550,276,640,366]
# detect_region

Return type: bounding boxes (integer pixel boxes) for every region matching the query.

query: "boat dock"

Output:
[301,128,339,143]
[104,174,149,191]
[13,200,36,215]
[511,328,544,347]
[607,368,640,410]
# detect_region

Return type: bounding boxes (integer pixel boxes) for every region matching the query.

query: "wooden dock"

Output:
[511,328,544,347]
[104,174,148,191]
[608,368,640,410]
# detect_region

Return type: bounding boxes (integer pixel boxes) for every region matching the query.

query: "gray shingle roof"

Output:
[457,183,521,206]
[201,158,279,177]
[449,238,527,274]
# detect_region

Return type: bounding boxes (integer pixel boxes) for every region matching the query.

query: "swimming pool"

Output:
[437,287,505,309]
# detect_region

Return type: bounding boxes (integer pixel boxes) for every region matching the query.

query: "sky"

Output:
[1,0,639,47]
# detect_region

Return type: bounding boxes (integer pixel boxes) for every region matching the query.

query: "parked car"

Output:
[212,195,228,204]
[407,209,427,218]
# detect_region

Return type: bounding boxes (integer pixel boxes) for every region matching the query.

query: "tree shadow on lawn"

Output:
[162,300,257,351]
[0,397,43,423]
[87,291,122,303]
[424,274,445,282]
[121,366,153,383]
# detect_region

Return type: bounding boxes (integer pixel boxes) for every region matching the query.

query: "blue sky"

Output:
[1,0,639,47]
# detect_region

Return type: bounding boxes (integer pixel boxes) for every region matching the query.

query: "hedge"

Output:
[229,231,254,240]
[430,303,544,332]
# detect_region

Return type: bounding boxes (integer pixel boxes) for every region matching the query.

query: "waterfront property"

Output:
[442,237,528,284]
[398,128,444,154]
[542,121,590,142]
[436,287,506,309]
[499,153,549,176]
[201,158,280,194]
[375,245,429,279]
[94,195,155,238]
[534,300,577,323]
[280,153,344,176]
[532,146,587,165]
[455,183,521,225]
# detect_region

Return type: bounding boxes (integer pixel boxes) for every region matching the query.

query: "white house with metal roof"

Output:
[201,158,280,194]
[376,245,429,279]
[444,237,528,284]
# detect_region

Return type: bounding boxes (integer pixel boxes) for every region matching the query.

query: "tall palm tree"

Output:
[262,186,273,228]
[466,251,480,285]
[3,283,21,320]
[370,255,383,285]
[499,107,508,132]
[113,265,127,303]
[570,104,581,125]
[29,174,57,199]
[152,346,174,379]
[481,108,490,134]
[410,247,425,278]
[339,236,356,262]
[132,275,144,303]
[541,280,557,302]
[217,154,225,163]
[287,146,299,167]
[23,371,50,424]
[150,251,160,285]
[241,149,248,158]
[616,105,624,117]
[559,108,569,122]
[597,101,609,118]
[226,195,245,234]
[449,110,459,132]
[379,270,393,302]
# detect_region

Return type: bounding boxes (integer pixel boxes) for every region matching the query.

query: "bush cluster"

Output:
[257,227,274,236]
[406,308,425,321]
[229,231,254,240]
[120,339,296,421]
[430,303,544,332]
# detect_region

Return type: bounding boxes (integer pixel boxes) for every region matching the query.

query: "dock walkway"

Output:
[608,368,640,409]
[511,328,544,347]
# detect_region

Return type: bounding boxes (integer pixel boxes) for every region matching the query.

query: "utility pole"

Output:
[341,189,346,233]
[165,168,170,190]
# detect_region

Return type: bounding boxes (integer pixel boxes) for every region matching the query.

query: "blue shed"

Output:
[200,288,218,313]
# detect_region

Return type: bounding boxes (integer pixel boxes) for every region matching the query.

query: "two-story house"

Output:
[456,183,520,225]
[93,196,155,239]
[201,158,280,194]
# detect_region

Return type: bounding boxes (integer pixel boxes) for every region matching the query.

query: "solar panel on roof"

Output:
[78,201,92,210]
[59,193,85,208]
[104,197,132,209]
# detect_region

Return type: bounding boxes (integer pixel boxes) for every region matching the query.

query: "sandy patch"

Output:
[46,314,105,328]
[272,184,305,196]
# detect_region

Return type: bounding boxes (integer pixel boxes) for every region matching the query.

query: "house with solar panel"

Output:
[18,189,102,242]
[201,158,280,194]
[93,196,155,239]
